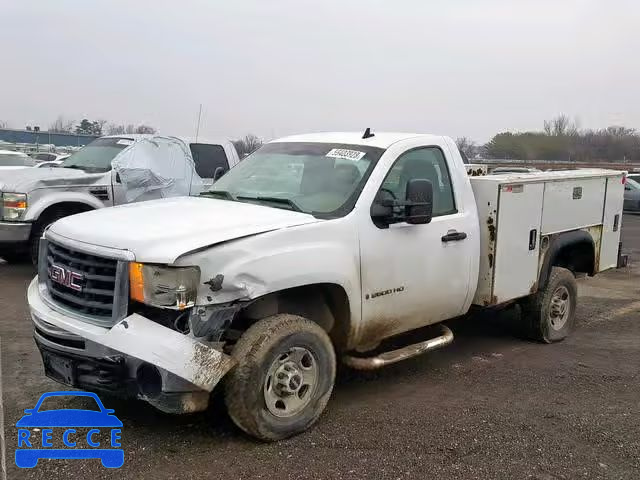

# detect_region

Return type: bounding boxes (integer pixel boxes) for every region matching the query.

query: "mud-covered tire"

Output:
[224,314,336,441]
[29,210,69,265]
[0,246,28,264]
[520,267,577,343]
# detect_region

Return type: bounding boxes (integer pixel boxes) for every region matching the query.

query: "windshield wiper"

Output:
[236,196,302,212]
[200,190,236,201]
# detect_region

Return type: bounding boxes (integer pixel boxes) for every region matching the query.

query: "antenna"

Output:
[362,127,375,139]
[195,104,203,142]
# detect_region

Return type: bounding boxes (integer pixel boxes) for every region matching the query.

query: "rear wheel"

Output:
[520,267,577,343]
[224,314,336,441]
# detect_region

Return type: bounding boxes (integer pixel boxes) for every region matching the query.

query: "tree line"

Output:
[48,116,157,136]
[457,115,640,162]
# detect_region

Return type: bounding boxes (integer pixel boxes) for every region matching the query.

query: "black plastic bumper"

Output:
[35,337,137,398]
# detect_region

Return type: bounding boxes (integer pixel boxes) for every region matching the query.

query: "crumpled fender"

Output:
[27,279,234,391]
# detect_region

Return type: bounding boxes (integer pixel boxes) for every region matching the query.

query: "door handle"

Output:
[441,231,467,242]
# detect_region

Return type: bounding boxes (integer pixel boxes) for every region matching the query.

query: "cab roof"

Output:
[271,132,446,149]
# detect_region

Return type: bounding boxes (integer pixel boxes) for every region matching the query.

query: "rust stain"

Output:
[582,225,603,273]
[529,281,538,294]
[488,253,494,268]
[355,316,400,352]
[487,223,496,243]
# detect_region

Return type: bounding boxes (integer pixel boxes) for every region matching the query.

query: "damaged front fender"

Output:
[28,279,234,392]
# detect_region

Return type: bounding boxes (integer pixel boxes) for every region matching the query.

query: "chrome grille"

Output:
[39,238,129,327]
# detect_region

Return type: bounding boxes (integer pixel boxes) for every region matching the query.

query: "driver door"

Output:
[358,146,473,347]
[111,170,127,205]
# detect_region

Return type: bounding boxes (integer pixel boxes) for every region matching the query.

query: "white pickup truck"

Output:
[27,132,625,441]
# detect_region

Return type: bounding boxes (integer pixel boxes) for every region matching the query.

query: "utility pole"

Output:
[195,104,203,142]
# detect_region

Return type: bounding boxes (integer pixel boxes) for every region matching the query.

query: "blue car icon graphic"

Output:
[16,391,123,468]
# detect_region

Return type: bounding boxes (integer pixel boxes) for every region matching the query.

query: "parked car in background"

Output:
[0,135,240,264]
[627,173,640,184]
[624,177,640,212]
[30,153,70,164]
[36,160,64,168]
[0,150,36,170]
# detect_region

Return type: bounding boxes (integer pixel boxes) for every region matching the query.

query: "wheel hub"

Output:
[273,362,304,396]
[264,347,318,418]
[549,285,570,330]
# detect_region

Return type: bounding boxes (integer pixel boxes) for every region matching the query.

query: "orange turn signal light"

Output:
[4,200,27,209]
[129,262,145,303]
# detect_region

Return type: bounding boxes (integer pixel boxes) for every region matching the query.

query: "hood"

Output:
[49,196,321,263]
[0,167,102,193]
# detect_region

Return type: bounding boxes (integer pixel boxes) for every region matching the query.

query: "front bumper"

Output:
[28,278,234,414]
[0,221,31,243]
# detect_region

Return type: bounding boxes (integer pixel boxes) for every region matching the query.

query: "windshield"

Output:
[0,153,35,167]
[37,395,101,412]
[59,137,134,173]
[209,142,385,217]
[627,178,640,190]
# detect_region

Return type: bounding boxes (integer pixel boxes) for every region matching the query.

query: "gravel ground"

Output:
[2,214,639,480]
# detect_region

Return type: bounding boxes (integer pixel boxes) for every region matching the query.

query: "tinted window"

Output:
[34,153,55,161]
[379,147,456,216]
[190,144,229,178]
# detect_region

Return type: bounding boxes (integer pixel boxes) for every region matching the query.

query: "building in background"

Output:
[0,128,98,148]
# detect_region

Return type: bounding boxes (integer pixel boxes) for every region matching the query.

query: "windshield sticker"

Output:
[326,148,366,161]
[116,139,135,146]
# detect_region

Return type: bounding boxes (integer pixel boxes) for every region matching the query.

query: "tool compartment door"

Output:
[541,178,606,234]
[493,182,544,302]
[599,174,625,271]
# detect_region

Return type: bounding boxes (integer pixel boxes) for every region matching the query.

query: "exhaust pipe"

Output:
[343,324,454,370]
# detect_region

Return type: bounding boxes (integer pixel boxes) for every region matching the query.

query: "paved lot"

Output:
[2,215,639,479]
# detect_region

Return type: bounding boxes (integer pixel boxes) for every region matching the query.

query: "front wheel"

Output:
[224,314,336,441]
[29,210,69,265]
[519,266,577,343]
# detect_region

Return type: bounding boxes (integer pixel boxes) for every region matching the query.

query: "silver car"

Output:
[624,177,640,212]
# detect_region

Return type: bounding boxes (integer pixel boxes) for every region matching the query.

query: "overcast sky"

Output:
[2,0,638,143]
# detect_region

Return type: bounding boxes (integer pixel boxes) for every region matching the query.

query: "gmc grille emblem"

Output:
[48,264,84,292]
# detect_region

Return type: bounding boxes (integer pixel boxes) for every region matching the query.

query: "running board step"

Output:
[343,325,454,370]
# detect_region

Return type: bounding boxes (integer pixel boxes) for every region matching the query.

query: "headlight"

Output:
[129,263,200,310]
[1,193,28,221]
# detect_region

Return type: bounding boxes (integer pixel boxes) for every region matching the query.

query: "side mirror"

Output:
[625,184,631,191]
[115,172,121,183]
[370,191,395,228]
[213,167,226,181]
[405,179,433,224]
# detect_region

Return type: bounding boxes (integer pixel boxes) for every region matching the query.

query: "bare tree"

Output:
[107,123,157,135]
[543,114,578,136]
[233,134,263,158]
[106,123,126,135]
[49,116,75,133]
[0,120,8,129]
[134,125,157,134]
[455,136,477,159]
[95,119,108,135]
